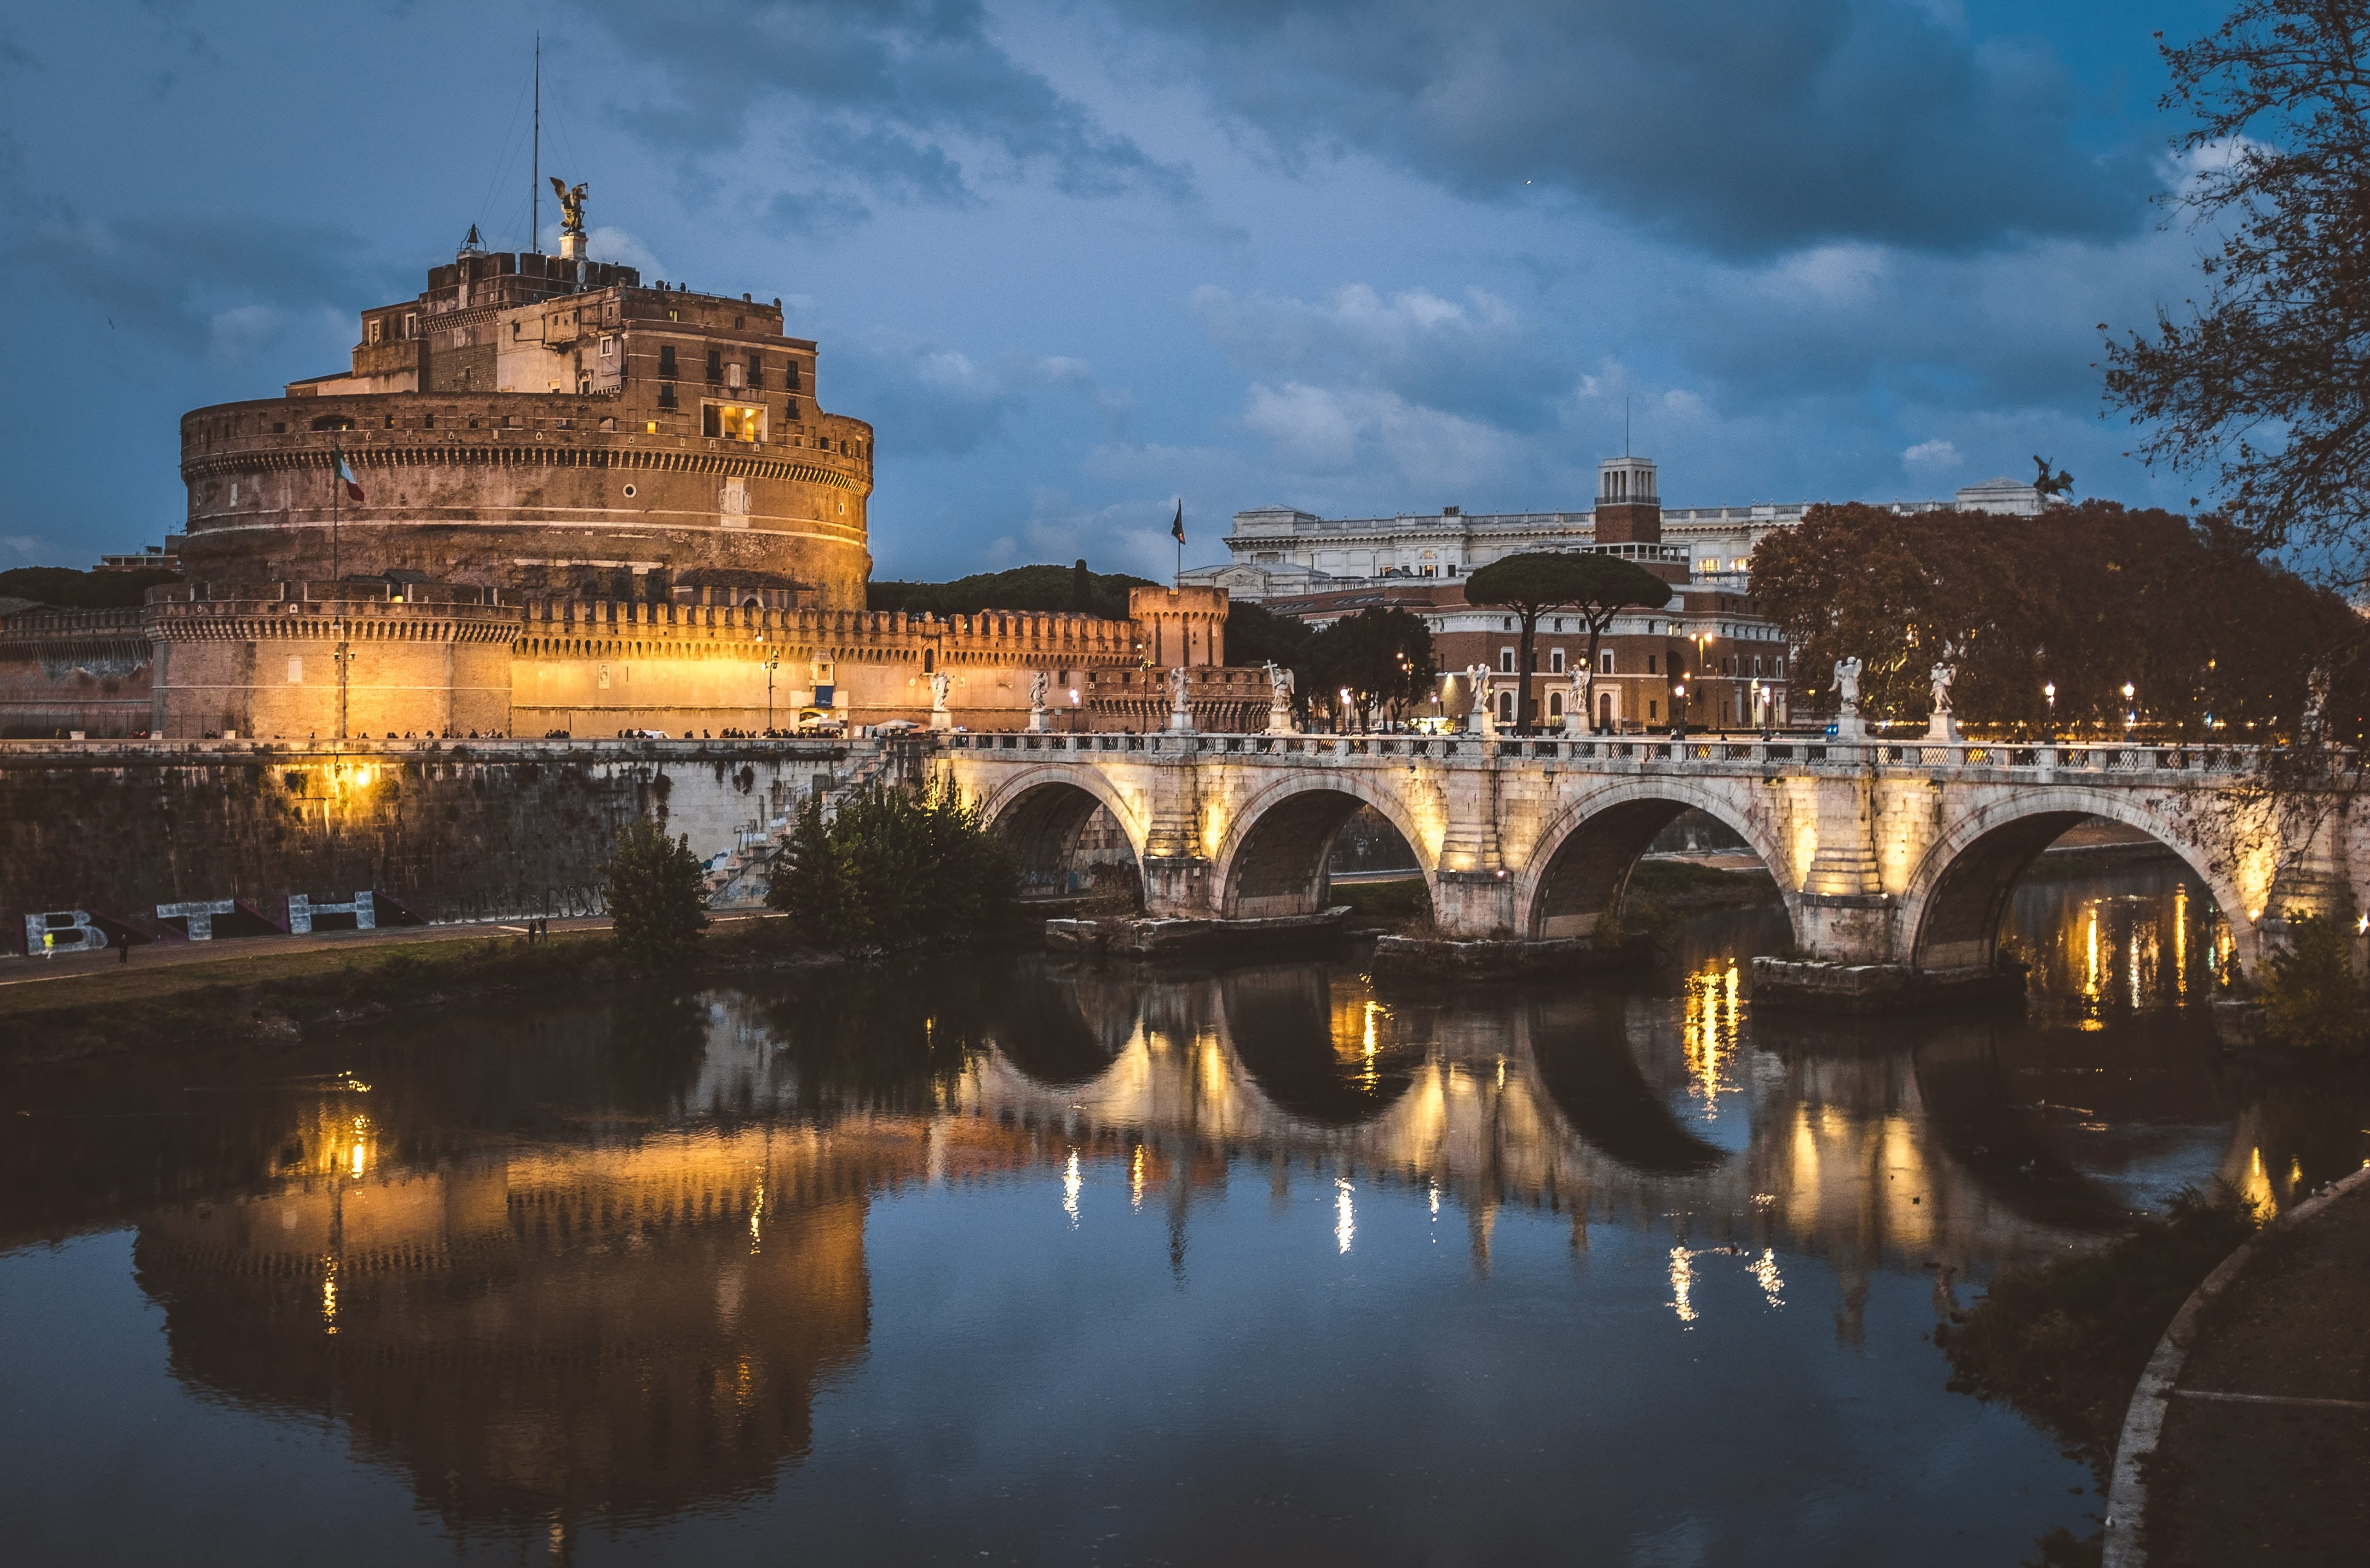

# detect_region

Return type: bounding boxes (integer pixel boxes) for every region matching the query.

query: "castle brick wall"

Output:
[179,393,874,609]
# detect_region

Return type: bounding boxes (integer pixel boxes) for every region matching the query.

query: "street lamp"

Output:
[1672,680,1688,742]
[761,641,781,733]
[1340,686,1355,734]
[2121,680,2136,736]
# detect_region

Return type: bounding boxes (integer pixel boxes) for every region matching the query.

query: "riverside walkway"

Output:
[2108,1165,2370,1566]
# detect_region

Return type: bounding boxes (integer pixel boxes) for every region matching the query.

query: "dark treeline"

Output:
[0,566,181,609]
[866,561,1155,622]
[1752,502,2370,739]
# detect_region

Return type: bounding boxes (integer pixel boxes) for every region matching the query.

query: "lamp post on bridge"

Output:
[761,642,780,734]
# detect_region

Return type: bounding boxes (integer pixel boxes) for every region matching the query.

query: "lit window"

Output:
[703,403,765,442]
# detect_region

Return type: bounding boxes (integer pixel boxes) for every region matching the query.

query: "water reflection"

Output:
[3,855,2365,1561]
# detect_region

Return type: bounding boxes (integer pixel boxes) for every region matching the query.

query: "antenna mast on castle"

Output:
[531,35,541,254]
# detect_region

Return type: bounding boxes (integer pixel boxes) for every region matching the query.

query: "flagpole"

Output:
[331,443,340,582]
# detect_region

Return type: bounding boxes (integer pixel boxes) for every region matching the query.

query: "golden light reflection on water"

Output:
[2023,869,2224,1022]
[1335,1178,1355,1254]
[1667,1246,1695,1325]
[1684,961,1742,1118]
[1062,1150,1082,1226]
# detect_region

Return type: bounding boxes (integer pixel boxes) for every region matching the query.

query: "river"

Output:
[2,852,2363,1565]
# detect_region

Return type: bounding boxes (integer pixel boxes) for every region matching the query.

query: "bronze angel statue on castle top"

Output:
[549,178,588,234]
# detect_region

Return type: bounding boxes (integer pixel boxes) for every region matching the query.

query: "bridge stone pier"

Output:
[939,731,2362,999]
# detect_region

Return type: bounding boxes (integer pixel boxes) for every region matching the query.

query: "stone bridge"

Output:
[936,731,2363,982]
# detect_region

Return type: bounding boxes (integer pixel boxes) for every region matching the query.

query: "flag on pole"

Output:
[335,448,364,503]
[1170,501,1185,544]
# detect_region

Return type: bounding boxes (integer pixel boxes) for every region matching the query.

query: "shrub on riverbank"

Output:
[2260,914,2367,1053]
[603,819,712,969]
[768,780,1016,952]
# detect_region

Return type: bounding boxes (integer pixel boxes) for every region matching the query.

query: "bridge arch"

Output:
[964,764,1145,900]
[1897,788,2256,974]
[1513,778,1799,943]
[1210,771,1439,920]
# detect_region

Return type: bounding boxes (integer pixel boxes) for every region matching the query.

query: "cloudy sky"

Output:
[0,0,2228,581]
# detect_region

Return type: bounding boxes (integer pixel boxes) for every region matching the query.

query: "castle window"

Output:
[705,348,723,383]
[704,402,764,442]
[785,397,802,421]
[424,414,435,429]
[1647,654,1658,674]
[658,345,677,377]
[735,315,745,329]
[368,318,382,344]
[600,336,614,357]
[1550,648,1565,673]
[748,355,764,388]
[658,385,677,409]
[1599,651,1615,674]
[403,312,417,337]
[1498,648,1515,674]
[786,361,803,391]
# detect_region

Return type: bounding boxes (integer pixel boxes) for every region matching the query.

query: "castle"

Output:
[1,196,1241,739]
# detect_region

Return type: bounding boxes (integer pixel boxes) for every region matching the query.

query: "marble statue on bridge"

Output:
[1167,663,1194,734]
[1027,669,1052,733]
[1264,662,1296,736]
[1566,663,1593,737]
[1927,655,1959,743]
[1833,657,1865,740]
[928,670,953,732]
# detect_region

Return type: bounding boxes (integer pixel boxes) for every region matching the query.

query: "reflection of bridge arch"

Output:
[1898,789,2255,972]
[974,766,1144,897]
[1210,772,1436,919]
[1515,779,1797,943]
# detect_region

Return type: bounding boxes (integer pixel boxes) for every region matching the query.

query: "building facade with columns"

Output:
[1188,468,2047,603]
[1258,458,1794,733]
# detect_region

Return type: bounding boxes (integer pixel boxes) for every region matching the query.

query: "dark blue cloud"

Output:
[569,0,1192,214]
[1125,0,2155,257]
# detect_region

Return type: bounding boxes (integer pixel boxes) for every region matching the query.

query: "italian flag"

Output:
[335,449,364,503]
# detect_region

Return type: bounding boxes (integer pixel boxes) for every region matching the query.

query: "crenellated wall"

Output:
[0,583,1243,740]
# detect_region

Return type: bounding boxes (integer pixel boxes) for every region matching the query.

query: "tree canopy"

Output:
[1465,552,1672,732]
[1306,607,1439,726]
[0,566,180,610]
[867,562,1154,621]
[1750,501,2370,738]
[2107,3,2370,589]
[603,818,711,969]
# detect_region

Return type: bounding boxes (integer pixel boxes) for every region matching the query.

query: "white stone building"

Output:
[1186,473,2047,602]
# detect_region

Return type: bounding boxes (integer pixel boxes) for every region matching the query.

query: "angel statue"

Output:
[929,671,951,711]
[549,177,588,235]
[2031,455,2074,500]
[2305,664,2330,737]
[1264,660,1296,704]
[1568,662,1593,732]
[1929,659,1956,715]
[1028,669,1051,713]
[1833,657,1863,715]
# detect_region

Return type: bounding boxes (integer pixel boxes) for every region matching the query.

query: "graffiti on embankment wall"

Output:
[0,739,852,948]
